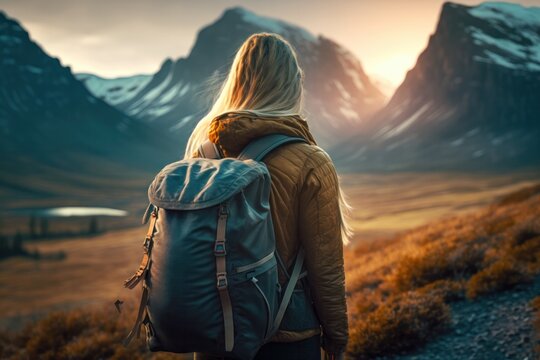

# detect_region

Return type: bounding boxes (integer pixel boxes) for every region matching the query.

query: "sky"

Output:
[1,0,539,92]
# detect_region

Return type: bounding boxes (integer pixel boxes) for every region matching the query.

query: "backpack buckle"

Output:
[143,236,150,248]
[214,241,226,256]
[219,203,228,215]
[216,272,228,289]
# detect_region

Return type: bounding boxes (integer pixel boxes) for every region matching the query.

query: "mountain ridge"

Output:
[0,10,179,201]
[77,6,387,150]
[332,1,540,171]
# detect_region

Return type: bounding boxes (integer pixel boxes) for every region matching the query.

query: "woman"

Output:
[187,33,351,360]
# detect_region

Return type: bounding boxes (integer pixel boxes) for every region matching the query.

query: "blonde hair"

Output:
[184,32,353,245]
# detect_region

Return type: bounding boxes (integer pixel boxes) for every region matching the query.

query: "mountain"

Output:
[333,2,540,171]
[75,73,152,106]
[0,11,178,200]
[77,7,386,150]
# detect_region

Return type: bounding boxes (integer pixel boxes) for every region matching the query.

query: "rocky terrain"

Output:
[388,277,539,360]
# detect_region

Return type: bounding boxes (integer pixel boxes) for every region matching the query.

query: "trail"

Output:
[385,276,540,360]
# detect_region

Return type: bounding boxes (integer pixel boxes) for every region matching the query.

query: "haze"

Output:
[1,0,539,92]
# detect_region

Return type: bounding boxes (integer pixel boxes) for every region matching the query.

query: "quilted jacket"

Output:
[197,111,348,354]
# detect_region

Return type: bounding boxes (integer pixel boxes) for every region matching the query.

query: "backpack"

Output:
[122,134,314,360]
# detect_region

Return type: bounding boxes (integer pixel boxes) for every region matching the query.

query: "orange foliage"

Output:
[346,183,540,358]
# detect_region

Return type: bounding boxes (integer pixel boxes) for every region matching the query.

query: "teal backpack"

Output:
[123,134,320,360]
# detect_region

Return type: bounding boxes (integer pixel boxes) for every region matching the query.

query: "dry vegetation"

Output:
[1,184,539,359]
[0,299,188,360]
[345,183,540,358]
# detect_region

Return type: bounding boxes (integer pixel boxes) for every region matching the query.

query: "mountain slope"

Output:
[78,7,386,150]
[0,11,178,199]
[333,2,540,171]
[75,73,152,106]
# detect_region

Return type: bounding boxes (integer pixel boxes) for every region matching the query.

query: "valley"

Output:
[1,171,538,331]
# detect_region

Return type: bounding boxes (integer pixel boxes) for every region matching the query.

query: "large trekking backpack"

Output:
[123,134,312,360]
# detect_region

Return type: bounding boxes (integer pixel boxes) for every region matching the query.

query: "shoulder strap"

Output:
[198,140,222,159]
[238,134,307,162]
[267,247,305,340]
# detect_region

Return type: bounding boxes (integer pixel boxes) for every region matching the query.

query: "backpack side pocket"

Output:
[278,285,320,331]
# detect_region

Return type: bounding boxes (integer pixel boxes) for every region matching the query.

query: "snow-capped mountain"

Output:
[0,10,178,192]
[75,73,152,106]
[333,1,540,171]
[78,7,386,150]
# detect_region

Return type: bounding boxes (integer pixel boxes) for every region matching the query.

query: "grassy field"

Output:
[341,171,539,240]
[0,172,539,359]
[1,172,536,325]
[0,227,145,329]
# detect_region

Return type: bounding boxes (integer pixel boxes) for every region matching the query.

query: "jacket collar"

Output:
[208,111,317,158]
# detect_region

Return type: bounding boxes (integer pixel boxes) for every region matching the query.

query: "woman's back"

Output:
[187,31,349,359]
[203,111,348,354]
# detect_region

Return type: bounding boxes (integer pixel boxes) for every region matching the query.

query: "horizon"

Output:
[1,0,539,93]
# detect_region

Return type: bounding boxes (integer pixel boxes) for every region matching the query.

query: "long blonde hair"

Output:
[184,32,353,245]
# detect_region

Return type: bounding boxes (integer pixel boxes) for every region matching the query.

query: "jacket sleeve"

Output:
[298,151,349,354]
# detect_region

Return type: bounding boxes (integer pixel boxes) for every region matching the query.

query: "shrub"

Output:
[507,235,540,273]
[466,258,532,299]
[482,217,515,236]
[417,279,465,302]
[0,306,149,360]
[348,292,451,359]
[348,291,383,319]
[392,242,485,291]
[0,330,16,360]
[513,226,540,246]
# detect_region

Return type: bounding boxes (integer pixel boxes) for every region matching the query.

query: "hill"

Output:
[345,183,540,358]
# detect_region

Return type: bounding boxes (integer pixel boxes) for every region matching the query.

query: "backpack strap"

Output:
[124,206,159,289]
[199,140,222,159]
[123,284,149,346]
[275,250,308,282]
[267,247,305,339]
[215,202,234,352]
[238,134,307,161]
[122,205,159,346]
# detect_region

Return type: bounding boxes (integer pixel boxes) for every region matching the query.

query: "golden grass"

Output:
[345,183,540,357]
[466,258,532,299]
[348,291,450,359]
[340,171,539,240]
[0,300,188,360]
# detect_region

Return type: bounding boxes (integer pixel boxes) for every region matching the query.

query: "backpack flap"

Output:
[142,155,278,359]
[148,158,269,210]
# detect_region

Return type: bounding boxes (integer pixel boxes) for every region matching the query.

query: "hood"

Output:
[208,111,317,157]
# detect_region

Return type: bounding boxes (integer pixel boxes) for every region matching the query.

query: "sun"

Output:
[368,53,418,93]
